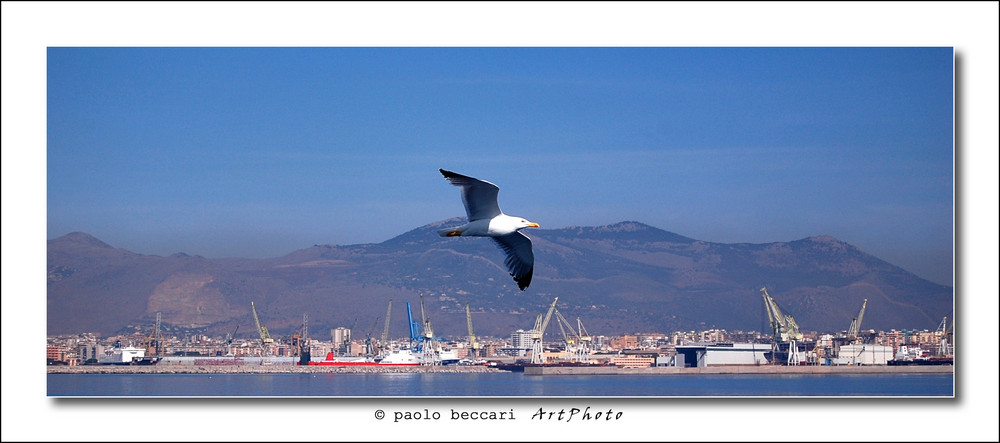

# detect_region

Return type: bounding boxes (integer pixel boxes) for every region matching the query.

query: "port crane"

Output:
[402,295,441,364]
[576,317,593,358]
[363,315,380,359]
[465,302,479,360]
[379,300,392,357]
[761,287,803,365]
[946,317,954,356]
[223,324,239,356]
[846,299,868,344]
[297,313,311,364]
[529,297,559,364]
[144,311,163,355]
[936,316,954,357]
[418,293,440,357]
[553,308,593,362]
[406,302,420,351]
[250,301,274,356]
[553,309,577,350]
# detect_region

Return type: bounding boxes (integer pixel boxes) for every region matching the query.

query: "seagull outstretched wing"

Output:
[491,232,534,291]
[440,169,502,222]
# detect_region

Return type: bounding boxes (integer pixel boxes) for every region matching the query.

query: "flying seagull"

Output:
[437,169,539,291]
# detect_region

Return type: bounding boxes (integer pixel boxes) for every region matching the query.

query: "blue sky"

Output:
[47,47,954,285]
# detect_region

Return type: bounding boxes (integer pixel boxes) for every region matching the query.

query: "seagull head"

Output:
[516,218,540,230]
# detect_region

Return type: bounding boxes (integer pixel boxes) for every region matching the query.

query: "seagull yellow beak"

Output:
[528,222,540,228]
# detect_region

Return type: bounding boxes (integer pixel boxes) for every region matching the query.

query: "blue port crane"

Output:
[406,302,420,351]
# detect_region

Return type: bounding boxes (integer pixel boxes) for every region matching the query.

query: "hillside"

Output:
[46,221,953,340]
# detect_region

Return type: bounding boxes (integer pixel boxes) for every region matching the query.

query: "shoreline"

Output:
[46,364,953,375]
[523,364,954,375]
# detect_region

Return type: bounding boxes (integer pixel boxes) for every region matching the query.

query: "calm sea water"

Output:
[47,372,953,397]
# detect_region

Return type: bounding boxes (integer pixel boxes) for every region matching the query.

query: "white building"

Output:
[674,343,771,367]
[833,344,893,365]
[331,327,351,353]
[510,329,532,350]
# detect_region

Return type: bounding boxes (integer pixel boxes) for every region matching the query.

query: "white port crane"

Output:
[553,309,578,350]
[577,317,593,355]
[846,299,867,343]
[552,309,594,363]
[529,297,559,364]
[936,316,953,357]
[418,293,441,362]
[761,287,803,365]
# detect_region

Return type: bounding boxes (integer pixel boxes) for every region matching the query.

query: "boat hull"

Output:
[888,358,954,366]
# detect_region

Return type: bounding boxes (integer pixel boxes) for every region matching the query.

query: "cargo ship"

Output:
[887,357,954,366]
[887,345,954,366]
[492,360,604,372]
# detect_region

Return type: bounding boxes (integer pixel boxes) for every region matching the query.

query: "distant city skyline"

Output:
[46,47,954,286]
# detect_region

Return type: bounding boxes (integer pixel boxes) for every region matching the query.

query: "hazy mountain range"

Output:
[47,220,953,341]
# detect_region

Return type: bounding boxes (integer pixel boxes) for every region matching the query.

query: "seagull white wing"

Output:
[440,169,502,222]
[491,232,534,291]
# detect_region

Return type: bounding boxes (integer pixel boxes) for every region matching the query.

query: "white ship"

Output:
[435,349,461,365]
[97,345,146,365]
[378,349,422,365]
[307,349,421,366]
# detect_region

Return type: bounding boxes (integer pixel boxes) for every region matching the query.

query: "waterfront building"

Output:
[510,329,532,351]
[671,331,700,346]
[46,345,64,362]
[637,333,667,348]
[495,347,527,357]
[76,343,105,362]
[610,355,654,368]
[609,335,638,350]
[699,329,726,343]
[331,327,351,354]
[911,330,943,347]
[876,330,906,354]
[832,344,894,365]
[674,343,771,367]
[483,343,499,358]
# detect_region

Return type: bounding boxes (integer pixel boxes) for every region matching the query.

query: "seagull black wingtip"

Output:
[514,268,533,291]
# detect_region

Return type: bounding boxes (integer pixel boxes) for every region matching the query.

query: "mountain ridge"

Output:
[46,220,953,340]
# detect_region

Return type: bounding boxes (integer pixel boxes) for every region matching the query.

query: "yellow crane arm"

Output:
[251,301,272,343]
[466,302,478,352]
